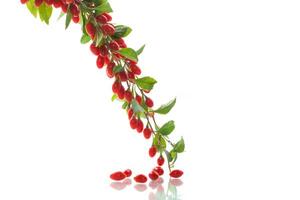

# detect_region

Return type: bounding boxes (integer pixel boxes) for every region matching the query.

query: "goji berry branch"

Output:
[21,0,185,177]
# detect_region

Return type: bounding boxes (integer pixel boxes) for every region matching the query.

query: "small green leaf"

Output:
[122,102,128,109]
[57,12,65,21]
[113,25,132,38]
[26,0,38,18]
[112,65,123,73]
[165,150,173,162]
[131,99,145,113]
[111,94,117,101]
[117,48,138,62]
[95,2,113,13]
[135,76,157,91]
[157,120,175,136]
[95,31,104,47]
[173,137,185,153]
[80,34,91,44]
[65,9,72,29]
[154,98,176,114]
[136,45,145,55]
[38,3,53,24]
[153,134,166,153]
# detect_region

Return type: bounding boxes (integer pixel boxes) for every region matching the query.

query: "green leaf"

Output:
[65,10,72,29]
[136,45,145,55]
[38,3,53,24]
[111,94,117,102]
[95,32,103,47]
[154,98,176,114]
[95,2,113,13]
[26,0,38,18]
[157,120,175,136]
[165,150,173,162]
[112,65,123,73]
[153,134,166,153]
[113,25,132,38]
[122,102,128,109]
[173,137,185,153]
[117,48,138,62]
[57,12,65,21]
[80,34,91,44]
[131,99,145,113]
[135,76,157,91]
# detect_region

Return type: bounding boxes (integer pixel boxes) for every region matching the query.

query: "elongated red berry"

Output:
[130,64,141,75]
[86,22,96,39]
[53,0,62,8]
[157,156,165,166]
[110,171,126,181]
[127,71,135,80]
[70,4,79,17]
[135,95,142,104]
[130,117,138,129]
[72,15,79,23]
[115,38,127,48]
[123,169,132,177]
[145,97,154,108]
[109,41,120,51]
[99,45,109,57]
[106,62,115,78]
[143,128,152,139]
[61,4,68,13]
[149,146,157,158]
[148,171,159,181]
[21,0,29,4]
[134,174,147,183]
[124,91,133,103]
[136,119,144,133]
[169,170,183,178]
[34,0,43,7]
[90,43,101,56]
[118,71,128,82]
[153,166,164,176]
[96,56,105,69]
[117,85,125,99]
[44,0,53,5]
[102,24,115,36]
[96,14,108,24]
[127,108,134,119]
[112,81,121,94]
[102,13,112,21]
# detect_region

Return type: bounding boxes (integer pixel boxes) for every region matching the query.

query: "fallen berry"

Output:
[134,174,147,183]
[157,156,165,166]
[149,146,157,158]
[110,171,126,181]
[123,169,132,177]
[153,166,164,176]
[169,169,183,178]
[148,171,159,181]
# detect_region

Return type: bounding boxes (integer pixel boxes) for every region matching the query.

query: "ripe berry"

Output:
[130,117,138,129]
[72,15,80,23]
[44,0,53,5]
[102,13,112,22]
[99,45,109,57]
[169,170,184,178]
[109,41,120,51]
[127,71,135,80]
[135,95,142,104]
[20,0,29,4]
[34,0,43,7]
[127,108,134,119]
[149,146,157,158]
[110,171,126,181]
[112,81,121,94]
[61,4,68,13]
[70,4,79,17]
[102,24,115,36]
[136,119,144,133]
[143,128,152,139]
[117,85,125,100]
[124,91,133,103]
[96,14,108,24]
[86,22,96,40]
[148,171,159,181]
[145,97,154,108]
[96,56,105,69]
[90,43,101,56]
[134,174,147,183]
[153,166,164,176]
[106,62,115,78]
[53,0,62,8]
[123,169,132,177]
[115,38,127,48]
[157,156,165,166]
[130,64,141,75]
[118,71,128,82]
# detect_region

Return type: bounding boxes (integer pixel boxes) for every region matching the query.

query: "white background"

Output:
[0,0,300,199]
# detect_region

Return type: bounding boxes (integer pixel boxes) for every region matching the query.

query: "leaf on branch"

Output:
[113,25,132,38]
[173,137,185,153]
[131,99,145,113]
[112,65,123,73]
[136,45,145,55]
[38,3,53,25]
[154,98,176,114]
[65,9,72,29]
[95,2,113,14]
[153,134,166,153]
[157,120,175,136]
[117,48,138,62]
[80,34,91,44]
[26,0,38,18]
[135,76,157,91]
